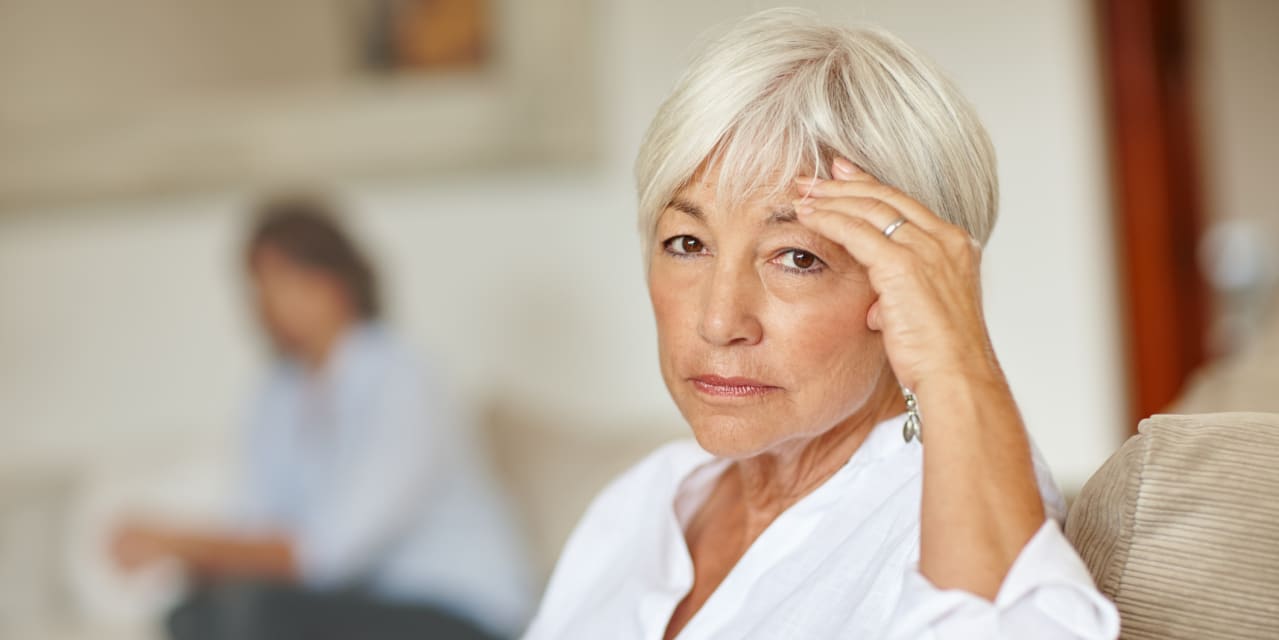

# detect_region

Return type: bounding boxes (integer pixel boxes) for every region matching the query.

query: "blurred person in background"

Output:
[110,196,532,640]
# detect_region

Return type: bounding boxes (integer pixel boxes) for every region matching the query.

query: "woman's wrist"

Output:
[913,352,1008,403]
[912,360,1020,435]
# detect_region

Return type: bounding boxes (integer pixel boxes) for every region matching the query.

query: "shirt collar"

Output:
[279,321,380,381]
[321,321,383,380]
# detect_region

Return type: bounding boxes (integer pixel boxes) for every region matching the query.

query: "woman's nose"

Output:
[697,266,764,347]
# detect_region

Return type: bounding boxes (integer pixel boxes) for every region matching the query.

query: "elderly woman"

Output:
[524,9,1119,640]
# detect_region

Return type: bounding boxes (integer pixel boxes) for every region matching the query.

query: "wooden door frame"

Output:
[1095,0,1210,432]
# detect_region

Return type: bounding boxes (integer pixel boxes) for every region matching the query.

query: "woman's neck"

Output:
[663,376,906,640]
[730,375,903,533]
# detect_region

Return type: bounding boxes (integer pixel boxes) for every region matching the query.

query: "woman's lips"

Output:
[689,375,780,398]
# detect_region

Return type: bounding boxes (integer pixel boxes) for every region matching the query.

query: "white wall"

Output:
[1189,0,1279,349]
[0,0,1124,491]
[1193,0,1279,228]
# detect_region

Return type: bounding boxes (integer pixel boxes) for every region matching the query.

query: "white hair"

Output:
[635,8,999,263]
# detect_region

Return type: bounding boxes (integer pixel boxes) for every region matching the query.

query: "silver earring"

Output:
[902,387,922,443]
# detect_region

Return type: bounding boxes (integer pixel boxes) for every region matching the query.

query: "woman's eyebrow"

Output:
[766,206,799,225]
[670,198,704,219]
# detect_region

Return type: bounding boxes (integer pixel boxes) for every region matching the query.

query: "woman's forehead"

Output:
[688,147,824,202]
[668,169,802,224]
[666,192,798,227]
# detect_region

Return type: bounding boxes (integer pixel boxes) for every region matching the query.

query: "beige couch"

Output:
[1066,412,1279,639]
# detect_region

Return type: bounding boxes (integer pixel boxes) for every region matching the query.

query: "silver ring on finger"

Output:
[882,216,909,238]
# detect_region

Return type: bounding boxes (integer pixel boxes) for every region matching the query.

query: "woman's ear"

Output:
[866,299,882,331]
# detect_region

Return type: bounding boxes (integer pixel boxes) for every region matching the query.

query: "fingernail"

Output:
[794,179,823,198]
[833,157,857,174]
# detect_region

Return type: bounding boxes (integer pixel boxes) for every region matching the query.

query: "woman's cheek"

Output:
[758,268,821,304]
[650,266,692,328]
[649,264,704,367]
[767,283,881,382]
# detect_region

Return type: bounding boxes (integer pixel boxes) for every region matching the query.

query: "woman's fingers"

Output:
[796,158,954,236]
[797,178,945,234]
[793,196,940,252]
[832,157,878,182]
[866,300,883,331]
[796,158,980,258]
[794,205,910,272]
[793,156,980,270]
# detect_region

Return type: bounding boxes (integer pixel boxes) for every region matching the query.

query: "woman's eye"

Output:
[663,235,706,255]
[775,249,824,272]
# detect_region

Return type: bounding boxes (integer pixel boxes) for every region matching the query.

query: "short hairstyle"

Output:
[635,8,999,263]
[246,195,381,319]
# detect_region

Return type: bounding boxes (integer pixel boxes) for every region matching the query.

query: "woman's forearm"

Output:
[163,529,299,582]
[914,365,1046,600]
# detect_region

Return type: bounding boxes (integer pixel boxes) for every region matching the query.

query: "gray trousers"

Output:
[166,581,503,640]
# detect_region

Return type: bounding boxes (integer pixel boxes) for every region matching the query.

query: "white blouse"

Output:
[524,413,1119,639]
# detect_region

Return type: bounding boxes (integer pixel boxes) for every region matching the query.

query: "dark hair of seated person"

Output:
[245,195,381,320]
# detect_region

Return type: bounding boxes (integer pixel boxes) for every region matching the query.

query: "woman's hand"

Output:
[792,157,998,394]
[795,157,1044,600]
[110,520,298,580]
[110,520,175,573]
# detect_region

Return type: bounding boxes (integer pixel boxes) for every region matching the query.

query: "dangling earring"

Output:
[902,386,922,443]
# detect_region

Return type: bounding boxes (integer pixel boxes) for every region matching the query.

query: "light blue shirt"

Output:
[239,323,533,636]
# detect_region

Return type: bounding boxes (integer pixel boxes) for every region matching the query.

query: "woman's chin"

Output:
[686,413,788,459]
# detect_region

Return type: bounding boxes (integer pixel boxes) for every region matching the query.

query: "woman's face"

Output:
[648,168,899,459]
[249,245,347,356]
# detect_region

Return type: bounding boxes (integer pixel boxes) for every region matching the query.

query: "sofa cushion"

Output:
[1065,412,1279,639]
[479,402,687,582]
